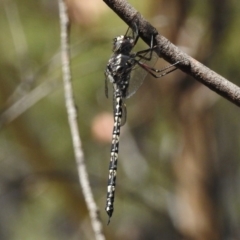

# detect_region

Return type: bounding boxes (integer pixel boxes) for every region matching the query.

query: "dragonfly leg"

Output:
[134,35,156,61]
[125,23,139,46]
[135,60,181,78]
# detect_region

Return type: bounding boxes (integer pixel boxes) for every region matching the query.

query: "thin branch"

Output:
[0,79,58,129]
[103,0,240,107]
[58,1,105,239]
[4,0,33,82]
[0,52,101,129]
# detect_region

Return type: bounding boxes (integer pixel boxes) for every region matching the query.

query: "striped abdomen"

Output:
[105,85,123,224]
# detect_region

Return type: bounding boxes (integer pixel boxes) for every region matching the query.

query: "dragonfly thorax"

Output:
[112,35,135,54]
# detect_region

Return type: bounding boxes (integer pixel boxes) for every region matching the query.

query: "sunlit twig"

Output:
[58,1,105,239]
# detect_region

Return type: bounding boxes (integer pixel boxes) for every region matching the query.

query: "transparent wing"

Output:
[105,76,109,98]
[105,74,113,99]
[125,49,158,99]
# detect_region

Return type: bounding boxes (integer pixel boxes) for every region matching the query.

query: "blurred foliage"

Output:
[1,0,240,239]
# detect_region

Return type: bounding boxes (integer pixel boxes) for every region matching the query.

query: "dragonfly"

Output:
[104,24,180,224]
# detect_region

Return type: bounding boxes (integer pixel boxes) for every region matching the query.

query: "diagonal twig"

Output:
[58,1,105,239]
[103,0,240,107]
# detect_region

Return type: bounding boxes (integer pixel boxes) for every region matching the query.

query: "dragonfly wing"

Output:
[105,76,109,98]
[125,50,158,99]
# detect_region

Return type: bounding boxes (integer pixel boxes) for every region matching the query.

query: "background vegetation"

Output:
[0,0,240,239]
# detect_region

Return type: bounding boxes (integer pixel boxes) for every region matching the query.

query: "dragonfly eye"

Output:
[113,43,120,52]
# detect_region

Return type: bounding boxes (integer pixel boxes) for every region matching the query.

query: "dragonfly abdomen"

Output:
[105,86,123,224]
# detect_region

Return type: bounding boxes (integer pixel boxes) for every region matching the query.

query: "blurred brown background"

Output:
[0,0,240,239]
